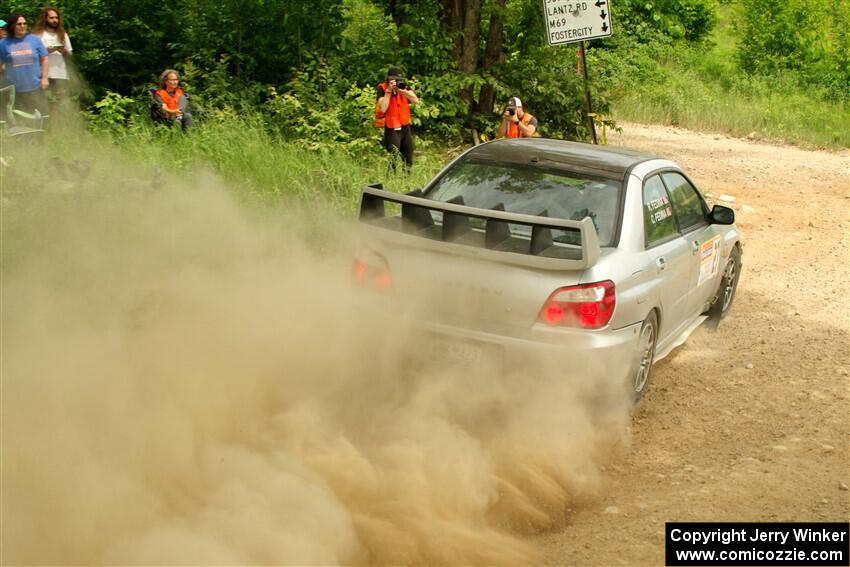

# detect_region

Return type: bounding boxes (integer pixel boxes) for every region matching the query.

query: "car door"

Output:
[660,171,724,316]
[641,174,694,339]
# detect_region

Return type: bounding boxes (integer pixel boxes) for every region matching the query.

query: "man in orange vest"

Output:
[497,96,538,138]
[376,66,419,169]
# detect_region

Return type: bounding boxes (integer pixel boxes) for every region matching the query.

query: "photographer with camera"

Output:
[376,66,419,170]
[497,97,537,138]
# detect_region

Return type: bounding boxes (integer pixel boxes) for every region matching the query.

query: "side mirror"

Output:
[709,204,735,225]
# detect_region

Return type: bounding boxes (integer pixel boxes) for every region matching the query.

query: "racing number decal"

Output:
[698,236,722,286]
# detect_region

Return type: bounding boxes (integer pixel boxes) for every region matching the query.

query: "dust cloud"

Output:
[1,148,633,565]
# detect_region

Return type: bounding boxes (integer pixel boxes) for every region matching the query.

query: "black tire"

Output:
[631,310,658,402]
[708,245,741,321]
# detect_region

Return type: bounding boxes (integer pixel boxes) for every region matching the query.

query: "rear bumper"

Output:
[352,287,643,386]
[416,319,643,382]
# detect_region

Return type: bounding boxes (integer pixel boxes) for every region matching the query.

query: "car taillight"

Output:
[352,253,393,291]
[538,280,615,329]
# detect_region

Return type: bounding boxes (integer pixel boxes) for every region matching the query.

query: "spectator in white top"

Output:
[32,6,73,125]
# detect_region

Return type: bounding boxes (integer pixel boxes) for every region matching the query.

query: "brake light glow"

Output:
[538,280,615,329]
[352,255,393,291]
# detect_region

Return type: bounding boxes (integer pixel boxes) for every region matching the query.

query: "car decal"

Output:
[698,235,723,286]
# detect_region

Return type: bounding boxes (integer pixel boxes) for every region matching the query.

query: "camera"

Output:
[507,108,516,116]
[396,81,408,90]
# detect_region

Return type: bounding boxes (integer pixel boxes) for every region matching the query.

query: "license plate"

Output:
[428,337,484,366]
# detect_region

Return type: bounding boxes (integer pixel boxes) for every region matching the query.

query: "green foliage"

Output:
[735,0,849,99]
[265,57,362,152]
[179,56,264,113]
[87,91,143,129]
[610,0,717,42]
[735,0,818,72]
[57,0,179,96]
[170,0,346,85]
[10,0,846,153]
[496,0,621,141]
[606,35,850,147]
[339,0,400,85]
[496,45,594,140]
[393,0,457,74]
[102,108,445,209]
[415,72,485,139]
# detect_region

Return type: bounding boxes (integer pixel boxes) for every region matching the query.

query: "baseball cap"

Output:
[387,66,404,79]
[507,97,523,108]
[0,20,7,28]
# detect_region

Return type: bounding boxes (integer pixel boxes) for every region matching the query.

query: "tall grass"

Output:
[16,111,452,215]
[594,17,850,149]
[0,114,459,276]
[608,53,850,148]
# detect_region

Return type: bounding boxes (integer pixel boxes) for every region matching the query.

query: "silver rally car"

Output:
[354,138,742,399]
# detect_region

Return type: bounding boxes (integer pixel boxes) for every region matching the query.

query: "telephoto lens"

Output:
[397,81,408,90]
[508,108,516,116]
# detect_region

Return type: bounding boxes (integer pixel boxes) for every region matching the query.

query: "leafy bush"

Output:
[611,0,717,42]
[339,0,401,85]
[87,91,144,130]
[735,0,849,100]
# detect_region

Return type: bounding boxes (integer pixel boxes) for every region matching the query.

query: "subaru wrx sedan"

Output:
[354,139,742,400]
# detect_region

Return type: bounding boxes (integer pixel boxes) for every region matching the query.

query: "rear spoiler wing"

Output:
[357,185,600,271]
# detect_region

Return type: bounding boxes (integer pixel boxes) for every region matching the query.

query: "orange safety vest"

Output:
[155,87,184,111]
[507,112,535,138]
[376,82,411,129]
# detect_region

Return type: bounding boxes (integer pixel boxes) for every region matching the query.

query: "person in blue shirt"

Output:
[0,14,49,116]
[0,19,8,114]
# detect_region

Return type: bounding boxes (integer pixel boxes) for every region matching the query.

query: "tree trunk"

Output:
[476,0,506,116]
[481,0,506,69]
[440,0,464,64]
[388,0,410,48]
[439,0,506,128]
[458,0,482,74]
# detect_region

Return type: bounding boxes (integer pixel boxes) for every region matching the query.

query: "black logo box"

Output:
[666,522,849,566]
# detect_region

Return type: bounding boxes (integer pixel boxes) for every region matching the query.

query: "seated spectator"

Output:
[152,69,192,130]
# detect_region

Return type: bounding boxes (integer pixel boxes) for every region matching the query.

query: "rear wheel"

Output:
[708,245,741,321]
[632,311,658,401]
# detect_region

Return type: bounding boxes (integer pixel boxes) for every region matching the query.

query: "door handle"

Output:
[656,257,666,272]
[691,240,700,254]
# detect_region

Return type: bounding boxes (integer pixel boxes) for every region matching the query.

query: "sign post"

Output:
[543,0,613,143]
[578,41,597,144]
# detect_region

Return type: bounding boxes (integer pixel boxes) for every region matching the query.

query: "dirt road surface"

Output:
[537,124,850,564]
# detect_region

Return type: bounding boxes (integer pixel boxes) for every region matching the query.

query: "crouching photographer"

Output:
[497,96,538,138]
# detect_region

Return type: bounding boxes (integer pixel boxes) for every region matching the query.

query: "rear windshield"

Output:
[425,160,622,247]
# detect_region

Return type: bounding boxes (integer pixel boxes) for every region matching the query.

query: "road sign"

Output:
[543,0,613,46]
